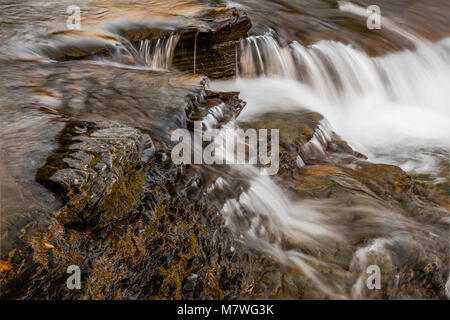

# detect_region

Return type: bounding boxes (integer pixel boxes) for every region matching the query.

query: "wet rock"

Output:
[240,109,449,299]
[2,147,274,300]
[33,8,251,80]
[33,31,127,62]
[240,110,366,170]
[0,53,253,300]
[19,61,246,145]
[104,8,251,79]
[171,9,251,79]
[1,83,270,300]
[240,109,444,213]
[36,120,153,228]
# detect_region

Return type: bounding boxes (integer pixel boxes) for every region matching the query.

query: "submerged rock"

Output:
[239,109,449,299]
[31,8,250,80]
[2,131,272,300]
[0,65,272,299]
[2,5,447,300]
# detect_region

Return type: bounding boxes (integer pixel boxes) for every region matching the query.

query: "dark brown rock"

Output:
[0,65,273,299]
[172,9,251,79]
[33,9,251,80]
[239,109,449,299]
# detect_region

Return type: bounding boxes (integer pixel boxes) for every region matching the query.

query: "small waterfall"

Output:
[138,33,180,70]
[193,32,198,75]
[239,33,450,109]
[201,102,226,130]
[239,33,296,78]
[194,118,346,297]
[300,119,333,161]
[238,1,450,110]
[220,169,346,298]
[212,22,450,298]
[229,34,450,174]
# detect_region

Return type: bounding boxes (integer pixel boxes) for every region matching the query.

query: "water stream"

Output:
[209,1,450,298]
[0,0,448,299]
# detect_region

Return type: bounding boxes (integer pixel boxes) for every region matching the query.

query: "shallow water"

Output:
[0,0,449,299]
[214,28,450,177]
[210,1,450,298]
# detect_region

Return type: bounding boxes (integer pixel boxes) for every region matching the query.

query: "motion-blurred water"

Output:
[211,1,450,298]
[0,0,449,299]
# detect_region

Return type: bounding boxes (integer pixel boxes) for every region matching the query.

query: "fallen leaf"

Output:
[0,260,13,273]
[44,243,55,249]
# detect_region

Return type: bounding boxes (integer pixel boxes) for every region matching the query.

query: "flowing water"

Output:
[138,34,180,69]
[1,0,449,299]
[212,1,450,298]
[220,35,450,176]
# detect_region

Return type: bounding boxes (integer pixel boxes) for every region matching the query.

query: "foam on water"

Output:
[208,5,449,298]
[219,33,450,175]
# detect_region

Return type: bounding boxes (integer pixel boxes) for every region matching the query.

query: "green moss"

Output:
[155,203,167,219]
[54,163,146,227]
[188,233,198,258]
[93,166,146,227]
[89,157,102,168]
[159,264,182,299]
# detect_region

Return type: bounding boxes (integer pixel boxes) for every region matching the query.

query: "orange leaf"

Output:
[0,260,13,273]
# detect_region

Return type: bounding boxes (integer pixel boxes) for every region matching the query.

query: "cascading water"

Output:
[234,31,450,175]
[1,0,448,300]
[202,112,449,298]
[196,113,346,296]
[239,33,297,78]
[138,33,180,70]
[209,2,450,299]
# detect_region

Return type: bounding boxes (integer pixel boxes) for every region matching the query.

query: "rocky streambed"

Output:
[1,2,449,300]
[0,8,273,299]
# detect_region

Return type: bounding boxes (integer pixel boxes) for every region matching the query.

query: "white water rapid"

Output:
[208,3,449,299]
